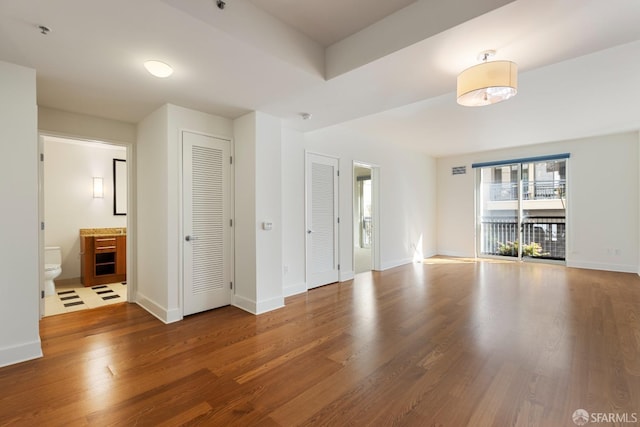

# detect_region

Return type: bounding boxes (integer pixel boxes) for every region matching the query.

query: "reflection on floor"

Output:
[45,281,127,317]
[423,256,514,264]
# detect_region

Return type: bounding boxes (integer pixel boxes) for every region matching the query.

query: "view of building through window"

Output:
[477,159,567,260]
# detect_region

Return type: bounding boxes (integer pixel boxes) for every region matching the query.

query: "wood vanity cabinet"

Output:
[81,235,126,286]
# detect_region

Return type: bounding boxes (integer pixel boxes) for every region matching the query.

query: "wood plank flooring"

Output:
[1,259,639,426]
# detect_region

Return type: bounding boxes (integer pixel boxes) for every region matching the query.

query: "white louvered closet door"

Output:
[306,153,340,289]
[183,131,231,316]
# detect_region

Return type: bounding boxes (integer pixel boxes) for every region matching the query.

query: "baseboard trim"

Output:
[233,294,284,315]
[339,270,355,282]
[233,294,256,314]
[436,250,476,258]
[380,258,412,271]
[566,260,638,274]
[283,282,307,297]
[136,293,182,324]
[166,308,182,323]
[256,296,285,314]
[0,339,43,368]
[422,250,438,259]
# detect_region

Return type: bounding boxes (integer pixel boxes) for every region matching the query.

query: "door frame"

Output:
[305,151,340,289]
[38,132,135,318]
[352,160,381,272]
[178,129,235,316]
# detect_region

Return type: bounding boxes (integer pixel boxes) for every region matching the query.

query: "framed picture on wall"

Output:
[113,159,127,215]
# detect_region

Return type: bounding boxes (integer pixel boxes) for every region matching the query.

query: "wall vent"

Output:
[452,166,466,175]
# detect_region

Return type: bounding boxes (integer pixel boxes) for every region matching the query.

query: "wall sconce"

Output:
[93,177,104,198]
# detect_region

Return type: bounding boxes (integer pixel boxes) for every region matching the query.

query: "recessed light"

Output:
[144,60,173,78]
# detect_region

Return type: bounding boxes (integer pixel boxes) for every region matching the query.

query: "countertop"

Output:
[79,227,126,237]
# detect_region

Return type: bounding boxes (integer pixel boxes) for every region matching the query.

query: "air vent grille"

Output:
[452,166,466,175]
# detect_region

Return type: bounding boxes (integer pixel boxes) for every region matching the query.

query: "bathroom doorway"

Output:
[353,162,380,274]
[39,134,133,317]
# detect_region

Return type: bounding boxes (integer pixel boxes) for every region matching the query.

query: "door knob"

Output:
[185,235,198,242]
[307,229,313,234]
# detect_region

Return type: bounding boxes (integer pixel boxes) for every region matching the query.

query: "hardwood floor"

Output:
[1,260,639,426]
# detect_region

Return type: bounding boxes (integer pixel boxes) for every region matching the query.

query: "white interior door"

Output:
[306,153,339,289]
[183,131,231,316]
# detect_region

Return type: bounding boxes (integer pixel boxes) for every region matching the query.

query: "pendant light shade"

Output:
[457,59,517,107]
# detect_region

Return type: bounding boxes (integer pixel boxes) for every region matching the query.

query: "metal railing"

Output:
[480,216,566,260]
[489,180,566,201]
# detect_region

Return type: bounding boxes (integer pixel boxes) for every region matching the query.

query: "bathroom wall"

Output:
[44,136,127,280]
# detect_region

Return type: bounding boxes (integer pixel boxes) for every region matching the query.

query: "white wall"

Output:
[281,125,436,295]
[234,112,284,313]
[437,132,640,273]
[255,113,283,311]
[136,105,170,321]
[137,104,233,323]
[0,61,41,367]
[43,138,126,279]
[282,128,307,296]
[234,113,258,307]
[39,107,136,144]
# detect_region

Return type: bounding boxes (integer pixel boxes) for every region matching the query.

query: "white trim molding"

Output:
[136,294,182,324]
[0,339,43,368]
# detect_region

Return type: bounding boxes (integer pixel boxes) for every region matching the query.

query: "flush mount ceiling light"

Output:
[456,50,517,107]
[143,60,173,78]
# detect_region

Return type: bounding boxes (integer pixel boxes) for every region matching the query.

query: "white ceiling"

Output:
[247,0,418,47]
[1,0,639,157]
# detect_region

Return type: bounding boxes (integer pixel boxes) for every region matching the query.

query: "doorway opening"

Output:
[475,155,568,262]
[353,162,380,274]
[39,134,133,317]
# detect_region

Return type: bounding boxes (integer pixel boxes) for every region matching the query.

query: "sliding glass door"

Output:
[478,163,520,258]
[476,155,568,262]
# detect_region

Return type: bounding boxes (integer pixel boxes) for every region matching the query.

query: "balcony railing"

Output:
[479,216,566,260]
[489,180,566,201]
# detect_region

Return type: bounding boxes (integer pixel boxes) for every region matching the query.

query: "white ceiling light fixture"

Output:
[457,50,517,107]
[143,60,174,78]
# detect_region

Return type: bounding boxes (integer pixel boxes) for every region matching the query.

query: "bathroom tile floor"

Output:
[44,281,127,317]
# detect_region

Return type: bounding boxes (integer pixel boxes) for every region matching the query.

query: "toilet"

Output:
[44,246,62,297]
